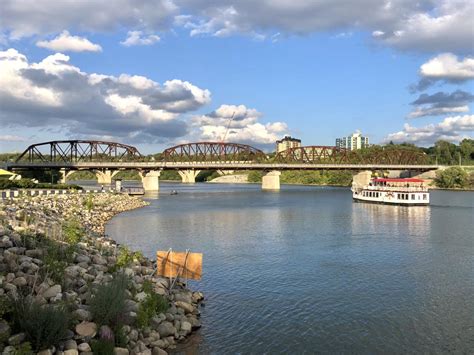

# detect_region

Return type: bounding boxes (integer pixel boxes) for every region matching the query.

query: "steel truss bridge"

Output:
[4,140,438,172]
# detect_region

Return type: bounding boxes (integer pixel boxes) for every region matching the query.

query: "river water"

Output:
[105,183,474,354]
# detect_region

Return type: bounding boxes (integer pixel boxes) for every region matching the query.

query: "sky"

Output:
[0,0,473,154]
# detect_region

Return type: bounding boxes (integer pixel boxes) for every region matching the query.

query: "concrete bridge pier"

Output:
[262,170,281,190]
[351,170,372,191]
[59,169,76,184]
[178,169,201,183]
[95,169,119,185]
[140,170,161,191]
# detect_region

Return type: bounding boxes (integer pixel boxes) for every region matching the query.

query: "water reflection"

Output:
[351,202,430,241]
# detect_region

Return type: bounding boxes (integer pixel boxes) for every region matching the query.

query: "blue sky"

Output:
[0,1,473,154]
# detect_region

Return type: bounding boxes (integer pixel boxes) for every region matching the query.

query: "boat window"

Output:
[423,194,427,200]
[411,194,415,200]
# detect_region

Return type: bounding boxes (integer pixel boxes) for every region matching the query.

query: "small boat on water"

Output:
[352,178,430,206]
[170,190,178,195]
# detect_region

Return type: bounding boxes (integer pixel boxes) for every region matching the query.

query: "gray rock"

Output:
[64,350,79,355]
[175,301,194,314]
[42,284,62,299]
[75,322,97,337]
[91,255,107,265]
[173,292,192,304]
[75,255,90,264]
[135,291,147,302]
[157,322,176,338]
[152,347,167,355]
[64,339,78,350]
[37,350,53,355]
[0,320,11,342]
[8,332,26,346]
[180,321,192,333]
[77,343,91,352]
[73,309,92,321]
[113,348,129,355]
[2,346,16,355]
[128,329,139,342]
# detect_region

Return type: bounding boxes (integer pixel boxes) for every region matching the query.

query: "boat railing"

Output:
[366,186,428,192]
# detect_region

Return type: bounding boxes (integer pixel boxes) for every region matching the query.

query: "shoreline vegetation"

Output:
[0,193,203,354]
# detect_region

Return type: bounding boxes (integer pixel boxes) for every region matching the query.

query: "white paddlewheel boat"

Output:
[352,178,430,206]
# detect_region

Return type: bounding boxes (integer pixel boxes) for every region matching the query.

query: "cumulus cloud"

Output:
[411,53,474,92]
[176,0,473,52]
[120,31,161,46]
[0,0,177,39]
[0,48,211,143]
[1,0,472,53]
[36,31,102,52]
[384,114,474,145]
[408,90,474,118]
[192,104,288,146]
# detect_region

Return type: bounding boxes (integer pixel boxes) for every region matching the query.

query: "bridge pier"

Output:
[59,169,76,184]
[178,169,201,183]
[95,169,119,185]
[351,170,372,191]
[262,170,281,190]
[140,170,161,192]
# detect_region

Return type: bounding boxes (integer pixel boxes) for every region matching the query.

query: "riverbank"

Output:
[0,193,203,354]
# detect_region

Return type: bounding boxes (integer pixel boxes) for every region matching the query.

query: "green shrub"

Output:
[91,339,115,355]
[247,171,263,183]
[90,274,129,328]
[83,194,94,212]
[435,167,468,188]
[11,298,70,352]
[136,280,169,328]
[112,246,143,271]
[62,218,84,244]
[13,342,32,355]
[41,240,75,284]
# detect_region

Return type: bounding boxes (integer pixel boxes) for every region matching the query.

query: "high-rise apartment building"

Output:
[336,132,369,150]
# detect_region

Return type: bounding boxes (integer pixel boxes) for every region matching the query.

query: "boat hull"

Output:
[352,196,429,206]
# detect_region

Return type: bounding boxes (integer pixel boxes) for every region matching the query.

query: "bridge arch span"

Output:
[162,142,267,162]
[15,140,142,163]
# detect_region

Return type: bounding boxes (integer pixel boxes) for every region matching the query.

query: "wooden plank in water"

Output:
[156,251,202,280]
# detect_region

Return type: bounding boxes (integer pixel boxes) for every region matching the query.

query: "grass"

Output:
[11,297,70,352]
[90,273,129,328]
[136,280,169,328]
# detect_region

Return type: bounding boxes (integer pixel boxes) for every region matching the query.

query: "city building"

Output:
[336,132,369,150]
[276,136,302,152]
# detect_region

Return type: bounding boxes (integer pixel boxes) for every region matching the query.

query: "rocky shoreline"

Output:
[0,192,203,355]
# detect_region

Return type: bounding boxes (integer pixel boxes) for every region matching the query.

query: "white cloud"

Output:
[411,53,474,92]
[176,0,473,52]
[0,0,177,39]
[420,53,474,81]
[384,115,474,145]
[0,135,27,142]
[0,48,211,143]
[36,31,102,52]
[120,31,161,46]
[1,0,472,53]
[192,104,288,146]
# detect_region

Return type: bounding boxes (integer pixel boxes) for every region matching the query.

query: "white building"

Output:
[336,132,369,150]
[276,136,301,153]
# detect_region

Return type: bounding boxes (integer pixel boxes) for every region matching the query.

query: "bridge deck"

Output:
[4,162,440,171]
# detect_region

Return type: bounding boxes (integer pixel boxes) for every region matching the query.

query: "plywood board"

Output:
[156,251,202,280]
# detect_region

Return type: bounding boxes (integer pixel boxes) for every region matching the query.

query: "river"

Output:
[105,183,474,354]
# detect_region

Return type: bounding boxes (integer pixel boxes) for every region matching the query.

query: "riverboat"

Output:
[352,178,429,205]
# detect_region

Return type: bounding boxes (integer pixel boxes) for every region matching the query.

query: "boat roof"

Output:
[373,178,424,183]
